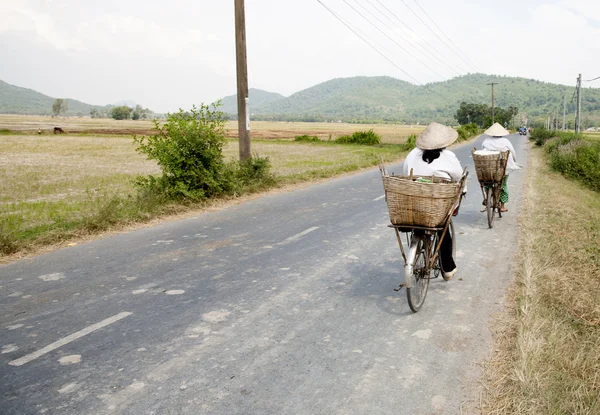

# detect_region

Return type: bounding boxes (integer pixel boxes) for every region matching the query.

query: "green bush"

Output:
[456,123,479,141]
[530,127,556,146]
[401,133,417,151]
[133,104,230,201]
[335,129,381,145]
[546,135,600,193]
[133,104,275,201]
[294,134,320,143]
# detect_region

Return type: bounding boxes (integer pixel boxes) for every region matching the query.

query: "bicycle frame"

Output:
[391,169,468,289]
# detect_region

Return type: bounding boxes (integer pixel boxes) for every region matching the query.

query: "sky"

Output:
[1,0,599,113]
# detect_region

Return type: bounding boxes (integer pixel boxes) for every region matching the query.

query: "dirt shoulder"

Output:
[482,143,600,413]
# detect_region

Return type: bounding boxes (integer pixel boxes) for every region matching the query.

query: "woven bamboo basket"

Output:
[381,175,461,228]
[472,149,509,183]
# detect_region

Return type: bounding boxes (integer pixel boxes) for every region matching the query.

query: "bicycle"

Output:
[472,149,510,229]
[380,165,467,312]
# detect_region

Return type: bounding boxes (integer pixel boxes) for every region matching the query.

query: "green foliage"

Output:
[133,104,228,200]
[133,104,275,202]
[455,102,488,127]
[401,133,417,151]
[111,106,133,120]
[335,129,381,145]
[537,131,600,193]
[456,123,480,141]
[547,139,600,193]
[294,134,320,142]
[530,127,556,146]
[52,98,68,117]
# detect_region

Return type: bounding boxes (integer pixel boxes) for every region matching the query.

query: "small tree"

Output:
[52,98,68,117]
[111,106,133,120]
[90,108,101,119]
[133,104,229,200]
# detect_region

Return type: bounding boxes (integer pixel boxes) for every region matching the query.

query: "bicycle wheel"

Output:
[486,186,495,228]
[406,236,430,312]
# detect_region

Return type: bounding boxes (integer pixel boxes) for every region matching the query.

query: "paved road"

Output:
[1,134,528,414]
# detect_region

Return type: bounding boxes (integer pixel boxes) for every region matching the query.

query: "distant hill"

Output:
[0,79,113,116]
[218,88,286,115]
[221,74,600,126]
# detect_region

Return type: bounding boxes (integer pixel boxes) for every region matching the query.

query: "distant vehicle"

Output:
[518,127,527,135]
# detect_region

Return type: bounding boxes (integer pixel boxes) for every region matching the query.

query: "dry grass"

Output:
[0,115,425,144]
[0,123,410,258]
[483,144,600,414]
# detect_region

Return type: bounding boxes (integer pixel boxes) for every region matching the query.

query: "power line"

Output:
[583,75,600,82]
[360,0,463,77]
[356,0,460,77]
[316,0,451,102]
[411,0,481,72]
[341,0,447,80]
[315,0,423,86]
[372,0,470,74]
[393,0,478,73]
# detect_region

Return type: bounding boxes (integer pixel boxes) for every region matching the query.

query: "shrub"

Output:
[133,104,275,201]
[546,137,600,193]
[133,104,231,201]
[530,127,555,146]
[294,134,320,143]
[401,133,417,151]
[335,129,381,145]
[456,123,479,141]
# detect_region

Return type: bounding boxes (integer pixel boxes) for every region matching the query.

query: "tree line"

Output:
[51,98,153,120]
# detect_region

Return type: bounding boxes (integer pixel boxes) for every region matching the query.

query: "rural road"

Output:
[1,134,528,414]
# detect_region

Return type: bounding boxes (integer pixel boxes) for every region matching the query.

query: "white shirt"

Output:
[481,136,520,173]
[402,148,463,182]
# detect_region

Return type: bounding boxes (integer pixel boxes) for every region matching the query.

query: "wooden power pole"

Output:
[575,74,582,134]
[487,82,498,123]
[562,94,566,131]
[235,0,251,161]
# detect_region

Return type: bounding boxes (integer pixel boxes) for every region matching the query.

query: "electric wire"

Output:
[341,0,447,80]
[316,0,451,102]
[583,75,600,82]
[358,0,463,77]
[316,0,423,86]
[372,0,470,74]
[411,0,481,71]
[393,0,479,73]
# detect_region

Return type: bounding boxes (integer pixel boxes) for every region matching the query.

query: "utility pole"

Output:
[562,94,566,131]
[487,82,498,123]
[235,0,251,161]
[576,73,582,134]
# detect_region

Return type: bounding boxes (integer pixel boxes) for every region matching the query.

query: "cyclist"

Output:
[481,123,519,212]
[402,122,464,280]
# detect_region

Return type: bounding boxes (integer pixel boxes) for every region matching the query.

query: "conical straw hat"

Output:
[415,122,458,150]
[484,122,510,137]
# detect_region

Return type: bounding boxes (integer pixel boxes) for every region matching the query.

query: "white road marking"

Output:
[279,227,319,245]
[373,195,385,201]
[9,312,132,366]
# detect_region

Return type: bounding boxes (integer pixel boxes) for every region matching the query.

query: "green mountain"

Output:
[0,79,112,116]
[222,74,600,126]
[218,88,285,115]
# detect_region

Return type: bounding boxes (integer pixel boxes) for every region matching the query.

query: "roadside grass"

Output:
[483,145,600,414]
[0,134,410,258]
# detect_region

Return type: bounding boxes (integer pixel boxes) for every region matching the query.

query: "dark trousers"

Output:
[413,230,456,272]
[439,230,456,272]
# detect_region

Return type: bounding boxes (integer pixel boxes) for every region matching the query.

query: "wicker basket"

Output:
[381,175,461,228]
[472,149,509,183]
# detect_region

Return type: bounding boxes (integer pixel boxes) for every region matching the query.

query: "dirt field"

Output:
[0,115,424,144]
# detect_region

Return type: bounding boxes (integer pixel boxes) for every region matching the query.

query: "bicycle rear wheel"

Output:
[486,187,495,228]
[406,237,430,312]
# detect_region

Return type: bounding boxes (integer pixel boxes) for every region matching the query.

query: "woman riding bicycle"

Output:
[481,123,519,212]
[402,122,464,281]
